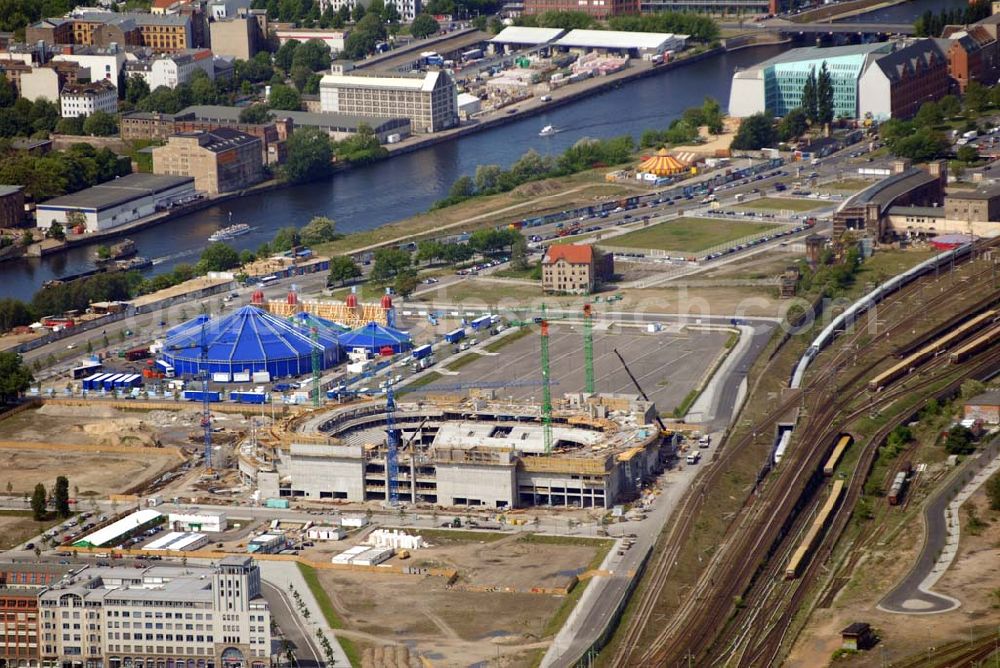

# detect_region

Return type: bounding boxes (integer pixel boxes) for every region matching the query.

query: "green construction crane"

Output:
[583,303,594,394]
[540,303,553,455]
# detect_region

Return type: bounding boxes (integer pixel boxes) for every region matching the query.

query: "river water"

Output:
[5,0,962,300]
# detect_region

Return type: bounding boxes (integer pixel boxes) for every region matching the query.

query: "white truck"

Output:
[686,451,701,464]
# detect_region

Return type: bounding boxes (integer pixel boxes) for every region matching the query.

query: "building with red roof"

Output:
[541,244,612,294]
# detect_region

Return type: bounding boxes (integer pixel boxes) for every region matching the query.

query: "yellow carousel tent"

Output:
[637,149,686,176]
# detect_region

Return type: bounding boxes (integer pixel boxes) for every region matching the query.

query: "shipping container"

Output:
[125,347,150,361]
[229,391,267,404]
[412,344,433,360]
[471,315,492,331]
[183,390,222,402]
[155,360,175,378]
[264,498,290,509]
[102,374,124,390]
[72,361,103,379]
[212,372,231,383]
[233,371,251,383]
[444,328,465,344]
[252,371,271,383]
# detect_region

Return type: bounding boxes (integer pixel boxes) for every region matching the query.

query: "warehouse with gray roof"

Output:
[36,173,196,233]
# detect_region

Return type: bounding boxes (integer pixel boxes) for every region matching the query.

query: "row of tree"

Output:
[640,97,724,148]
[436,137,635,209]
[913,0,990,37]
[30,475,73,521]
[0,141,130,201]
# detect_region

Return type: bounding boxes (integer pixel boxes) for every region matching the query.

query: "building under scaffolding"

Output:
[248,393,666,509]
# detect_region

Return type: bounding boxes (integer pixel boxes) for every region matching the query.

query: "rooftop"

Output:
[178,104,409,132]
[489,26,565,45]
[61,79,117,95]
[887,205,943,217]
[968,389,1000,405]
[73,509,162,548]
[320,70,441,92]
[554,29,686,50]
[0,185,22,197]
[38,173,194,212]
[946,184,1000,200]
[169,126,261,151]
[873,39,945,83]
[843,167,938,211]
[543,244,593,265]
[742,41,892,73]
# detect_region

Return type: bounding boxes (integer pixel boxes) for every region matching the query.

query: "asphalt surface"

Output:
[879,434,1000,614]
[262,581,325,668]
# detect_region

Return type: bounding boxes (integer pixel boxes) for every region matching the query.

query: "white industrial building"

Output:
[60,79,118,118]
[331,545,393,566]
[36,173,196,233]
[554,30,687,57]
[489,26,565,50]
[144,531,209,551]
[73,509,163,548]
[306,526,346,541]
[457,92,481,118]
[168,511,227,533]
[275,28,349,53]
[319,68,458,133]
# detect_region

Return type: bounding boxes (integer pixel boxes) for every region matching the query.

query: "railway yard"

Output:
[606,241,1000,667]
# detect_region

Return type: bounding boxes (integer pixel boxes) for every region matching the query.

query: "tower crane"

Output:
[614,348,669,435]
[167,321,214,470]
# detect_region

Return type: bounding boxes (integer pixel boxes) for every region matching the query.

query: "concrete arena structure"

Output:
[246,393,668,509]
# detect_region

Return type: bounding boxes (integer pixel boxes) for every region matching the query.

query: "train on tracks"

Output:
[949,322,1000,363]
[867,310,997,392]
[791,243,973,389]
[784,479,845,579]
[822,434,853,476]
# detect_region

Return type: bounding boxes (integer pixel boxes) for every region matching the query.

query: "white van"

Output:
[686,451,701,464]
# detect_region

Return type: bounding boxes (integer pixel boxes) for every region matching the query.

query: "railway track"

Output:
[610,249,1000,667]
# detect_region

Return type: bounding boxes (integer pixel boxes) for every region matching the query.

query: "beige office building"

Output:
[319,69,458,133]
[152,128,263,195]
[38,558,272,668]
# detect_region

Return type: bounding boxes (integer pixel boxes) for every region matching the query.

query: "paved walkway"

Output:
[259,561,352,666]
[879,435,1000,615]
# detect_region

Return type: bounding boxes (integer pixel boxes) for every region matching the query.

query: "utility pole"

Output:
[583,303,594,394]
[540,303,553,455]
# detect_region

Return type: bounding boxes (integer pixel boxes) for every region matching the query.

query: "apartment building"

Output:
[152,128,263,194]
[27,13,191,53]
[38,558,271,668]
[0,564,73,668]
[208,10,266,60]
[0,185,24,228]
[541,244,613,294]
[319,69,458,133]
[60,80,119,118]
[525,0,636,18]
[51,45,128,89]
[124,50,214,90]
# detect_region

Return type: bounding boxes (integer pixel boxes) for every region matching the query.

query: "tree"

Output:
[944,424,975,455]
[327,256,361,286]
[964,80,990,114]
[448,175,475,199]
[986,471,1000,511]
[411,13,440,38]
[0,351,32,403]
[801,66,818,124]
[890,127,949,162]
[54,476,70,518]
[301,216,338,245]
[239,104,273,124]
[30,483,46,521]
[269,84,301,111]
[393,267,419,296]
[352,2,367,21]
[474,164,503,193]
[415,239,445,264]
[914,100,943,128]
[271,226,301,252]
[125,74,150,105]
[282,127,333,184]
[82,110,117,137]
[956,144,979,163]
[370,247,411,283]
[730,113,777,150]
[198,242,241,272]
[816,61,834,127]
[45,221,65,241]
[292,39,332,72]
[275,39,300,72]
[778,107,808,141]
[939,94,961,118]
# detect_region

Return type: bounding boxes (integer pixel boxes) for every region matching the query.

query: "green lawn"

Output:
[824,179,876,191]
[444,353,479,371]
[738,197,823,212]
[601,218,779,253]
[295,563,362,667]
[484,326,533,353]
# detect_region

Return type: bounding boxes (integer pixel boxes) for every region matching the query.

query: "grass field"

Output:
[824,179,876,191]
[602,218,779,252]
[296,563,362,667]
[738,197,823,212]
[0,510,67,550]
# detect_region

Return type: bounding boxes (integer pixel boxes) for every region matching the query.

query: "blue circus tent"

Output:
[162,306,340,378]
[339,322,412,355]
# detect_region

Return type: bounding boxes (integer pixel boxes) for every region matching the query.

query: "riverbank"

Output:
[790,0,916,22]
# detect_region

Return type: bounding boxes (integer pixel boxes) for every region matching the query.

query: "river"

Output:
[5,0,964,300]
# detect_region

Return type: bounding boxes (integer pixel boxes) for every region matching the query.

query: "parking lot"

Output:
[406,324,732,415]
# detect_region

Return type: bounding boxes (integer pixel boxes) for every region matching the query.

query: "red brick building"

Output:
[523,0,637,18]
[939,28,1000,92]
[0,564,71,668]
[541,244,613,294]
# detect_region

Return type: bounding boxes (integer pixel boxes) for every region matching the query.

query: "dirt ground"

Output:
[315,533,601,666]
[0,404,186,496]
[787,479,1000,667]
[0,511,63,550]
